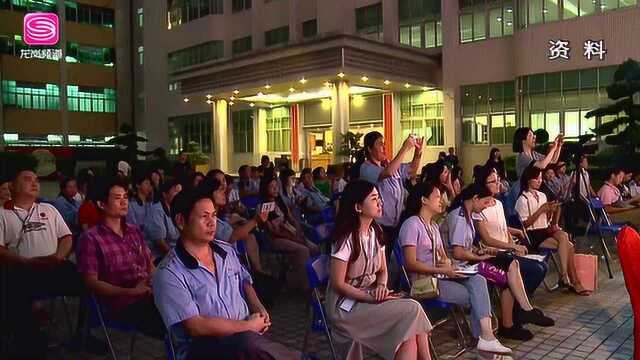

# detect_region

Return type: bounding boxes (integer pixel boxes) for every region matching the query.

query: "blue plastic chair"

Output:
[584,197,623,279]
[240,195,261,212]
[302,255,338,360]
[392,243,468,359]
[87,296,138,360]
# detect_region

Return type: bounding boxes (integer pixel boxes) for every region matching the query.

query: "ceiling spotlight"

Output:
[422,86,432,91]
[206,99,213,104]
[404,83,411,88]
[264,84,271,90]
[289,87,296,93]
[229,101,234,106]
[324,81,331,87]
[257,92,264,97]
[383,80,391,85]
[361,76,369,82]
[206,94,212,99]
[299,77,308,84]
[230,96,236,101]
[337,72,345,78]
[269,104,274,109]
[249,103,255,107]
[233,89,240,95]
[183,97,189,102]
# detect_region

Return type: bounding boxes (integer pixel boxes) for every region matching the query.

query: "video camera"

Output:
[533,129,598,166]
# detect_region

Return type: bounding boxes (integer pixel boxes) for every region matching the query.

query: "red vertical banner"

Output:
[383,93,394,158]
[290,104,299,167]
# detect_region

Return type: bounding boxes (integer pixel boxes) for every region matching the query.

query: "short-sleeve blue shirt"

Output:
[153,240,253,360]
[144,202,180,259]
[360,162,410,227]
[447,206,476,267]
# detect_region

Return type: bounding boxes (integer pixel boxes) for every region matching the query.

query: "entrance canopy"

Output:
[173,34,441,103]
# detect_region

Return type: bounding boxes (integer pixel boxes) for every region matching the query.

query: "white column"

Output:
[213,100,229,171]
[331,81,350,163]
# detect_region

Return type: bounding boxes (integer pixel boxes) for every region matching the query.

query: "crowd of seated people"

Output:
[3,125,640,360]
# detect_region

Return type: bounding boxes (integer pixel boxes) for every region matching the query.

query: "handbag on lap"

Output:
[410,218,440,300]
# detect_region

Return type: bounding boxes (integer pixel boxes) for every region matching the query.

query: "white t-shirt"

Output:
[332,230,384,262]
[0,202,71,258]
[515,190,549,230]
[474,200,510,244]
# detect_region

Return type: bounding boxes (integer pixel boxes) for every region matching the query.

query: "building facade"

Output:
[3,0,639,179]
[0,0,132,148]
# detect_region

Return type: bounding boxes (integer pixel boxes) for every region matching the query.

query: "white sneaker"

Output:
[477,337,512,354]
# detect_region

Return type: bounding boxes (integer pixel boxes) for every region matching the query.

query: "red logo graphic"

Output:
[23,13,59,46]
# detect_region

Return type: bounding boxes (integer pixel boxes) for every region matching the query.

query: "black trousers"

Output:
[187,331,300,360]
[0,260,85,358]
[111,296,165,340]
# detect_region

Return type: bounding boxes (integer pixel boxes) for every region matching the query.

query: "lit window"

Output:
[137,8,143,27]
[138,46,143,65]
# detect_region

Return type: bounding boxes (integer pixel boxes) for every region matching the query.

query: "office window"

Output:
[232,0,251,12]
[462,81,516,145]
[232,110,254,153]
[138,46,144,65]
[265,26,289,47]
[266,106,291,152]
[399,0,442,48]
[356,3,383,41]
[137,8,143,27]
[400,91,445,146]
[520,66,622,140]
[488,1,513,38]
[459,0,493,43]
[65,2,115,28]
[168,113,212,155]
[66,43,115,66]
[168,40,224,72]
[67,86,116,113]
[1,80,60,110]
[167,0,223,29]
[232,36,252,55]
[8,0,56,12]
[302,19,318,38]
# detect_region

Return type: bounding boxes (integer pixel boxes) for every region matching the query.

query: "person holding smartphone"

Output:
[516,165,591,296]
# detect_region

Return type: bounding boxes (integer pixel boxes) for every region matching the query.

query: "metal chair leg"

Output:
[599,234,614,279]
[128,331,137,359]
[95,303,117,360]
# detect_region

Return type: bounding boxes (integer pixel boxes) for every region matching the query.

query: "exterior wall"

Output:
[0,0,128,146]
[442,1,640,181]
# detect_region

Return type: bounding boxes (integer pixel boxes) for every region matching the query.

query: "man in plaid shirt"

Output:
[76,177,164,339]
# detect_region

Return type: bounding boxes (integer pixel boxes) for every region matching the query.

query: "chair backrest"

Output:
[306,255,330,289]
[392,242,412,290]
[240,195,261,211]
[589,197,605,210]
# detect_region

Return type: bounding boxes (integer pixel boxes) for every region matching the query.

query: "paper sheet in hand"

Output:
[523,254,546,262]
[455,264,479,275]
[259,202,276,213]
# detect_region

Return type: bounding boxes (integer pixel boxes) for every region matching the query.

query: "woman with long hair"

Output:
[516,165,590,295]
[358,132,424,242]
[399,182,513,352]
[327,180,432,360]
[485,148,507,181]
[512,127,563,180]
[259,176,318,289]
[474,167,555,338]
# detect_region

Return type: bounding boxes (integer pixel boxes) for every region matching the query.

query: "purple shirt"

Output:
[153,240,253,360]
[360,162,410,227]
[76,221,153,313]
[398,216,444,281]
